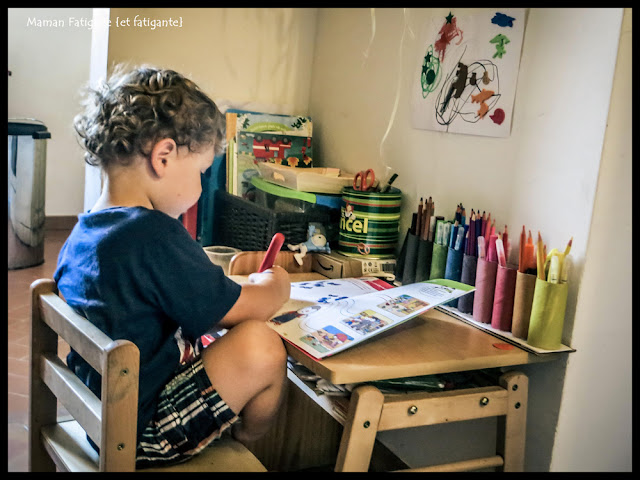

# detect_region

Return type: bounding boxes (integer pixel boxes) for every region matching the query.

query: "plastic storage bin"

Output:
[8,119,51,270]
[251,176,342,212]
[213,189,338,251]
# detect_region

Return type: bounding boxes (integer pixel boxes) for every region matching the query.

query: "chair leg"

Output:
[334,385,384,472]
[496,371,528,472]
[28,279,58,472]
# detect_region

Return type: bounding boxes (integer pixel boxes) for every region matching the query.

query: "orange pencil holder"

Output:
[511,271,537,339]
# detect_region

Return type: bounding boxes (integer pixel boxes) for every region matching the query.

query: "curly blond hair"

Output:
[74,65,225,168]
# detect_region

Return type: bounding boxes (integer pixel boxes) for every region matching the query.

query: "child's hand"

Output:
[248,265,287,283]
[222,266,291,327]
[248,266,290,304]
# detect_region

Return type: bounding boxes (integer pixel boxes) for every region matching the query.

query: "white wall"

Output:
[309,7,629,471]
[8,8,92,216]
[106,8,318,115]
[83,8,110,213]
[549,8,631,471]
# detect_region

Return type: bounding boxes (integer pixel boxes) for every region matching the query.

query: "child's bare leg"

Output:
[200,320,288,443]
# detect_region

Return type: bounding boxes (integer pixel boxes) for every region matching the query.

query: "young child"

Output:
[54,65,291,468]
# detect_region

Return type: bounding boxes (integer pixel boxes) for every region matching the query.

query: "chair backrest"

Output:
[28,279,268,473]
[29,278,140,472]
[228,250,313,275]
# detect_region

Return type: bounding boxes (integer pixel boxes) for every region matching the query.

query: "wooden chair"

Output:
[228,250,313,275]
[28,278,267,472]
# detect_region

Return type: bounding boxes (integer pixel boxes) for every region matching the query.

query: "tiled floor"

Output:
[8,227,72,472]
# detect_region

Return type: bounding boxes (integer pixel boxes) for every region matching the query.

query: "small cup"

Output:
[527,278,569,350]
[203,246,241,275]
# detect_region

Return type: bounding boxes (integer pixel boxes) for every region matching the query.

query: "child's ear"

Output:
[149,138,177,177]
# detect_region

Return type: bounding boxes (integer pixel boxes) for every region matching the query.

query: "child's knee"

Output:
[237,321,287,370]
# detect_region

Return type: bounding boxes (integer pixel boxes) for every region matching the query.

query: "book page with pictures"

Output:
[289,277,394,304]
[269,278,474,359]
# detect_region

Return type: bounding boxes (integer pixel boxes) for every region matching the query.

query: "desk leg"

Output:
[334,385,384,472]
[497,371,528,472]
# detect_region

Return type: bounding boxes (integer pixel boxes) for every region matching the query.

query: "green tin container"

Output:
[338,186,402,259]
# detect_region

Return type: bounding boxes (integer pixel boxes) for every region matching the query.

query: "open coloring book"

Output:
[268,277,475,360]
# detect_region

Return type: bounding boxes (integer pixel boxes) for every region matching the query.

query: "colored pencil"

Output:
[496,237,507,267]
[485,212,492,240]
[519,225,526,273]
[564,237,573,257]
[467,212,476,256]
[421,198,430,240]
[478,236,486,259]
[537,231,545,279]
[525,230,535,271]
[502,225,509,263]
[258,232,285,272]
[487,234,498,263]
[416,197,423,239]
[422,197,432,240]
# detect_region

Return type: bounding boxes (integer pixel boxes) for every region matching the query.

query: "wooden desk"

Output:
[230,274,563,472]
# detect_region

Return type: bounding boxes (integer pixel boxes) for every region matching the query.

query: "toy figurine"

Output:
[287,222,331,266]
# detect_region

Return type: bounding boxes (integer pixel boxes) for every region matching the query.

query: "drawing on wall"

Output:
[411,9,525,137]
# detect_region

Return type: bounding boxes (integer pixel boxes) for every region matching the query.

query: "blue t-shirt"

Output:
[54,207,242,443]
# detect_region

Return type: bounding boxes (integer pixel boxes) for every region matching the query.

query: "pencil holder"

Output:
[414,239,434,282]
[338,186,402,259]
[490,263,517,331]
[394,228,410,281]
[457,254,478,314]
[511,271,537,339]
[527,278,568,350]
[443,247,464,307]
[401,232,420,285]
[444,247,464,282]
[429,243,448,280]
[472,258,498,324]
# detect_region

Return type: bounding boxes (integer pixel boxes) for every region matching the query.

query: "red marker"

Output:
[258,233,285,273]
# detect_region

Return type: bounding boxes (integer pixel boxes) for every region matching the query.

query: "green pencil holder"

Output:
[429,243,448,280]
[526,278,568,350]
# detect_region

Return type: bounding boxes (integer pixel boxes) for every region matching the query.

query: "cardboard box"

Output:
[312,252,396,280]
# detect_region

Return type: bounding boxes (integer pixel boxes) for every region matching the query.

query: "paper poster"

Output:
[410,9,526,137]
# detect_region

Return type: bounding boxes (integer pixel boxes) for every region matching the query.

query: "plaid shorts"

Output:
[135,357,239,469]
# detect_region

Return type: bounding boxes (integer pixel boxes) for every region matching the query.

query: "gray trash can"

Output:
[8,118,51,270]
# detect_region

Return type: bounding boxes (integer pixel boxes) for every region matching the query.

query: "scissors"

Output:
[352,169,376,191]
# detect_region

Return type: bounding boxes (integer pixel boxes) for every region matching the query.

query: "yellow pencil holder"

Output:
[526,278,568,350]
